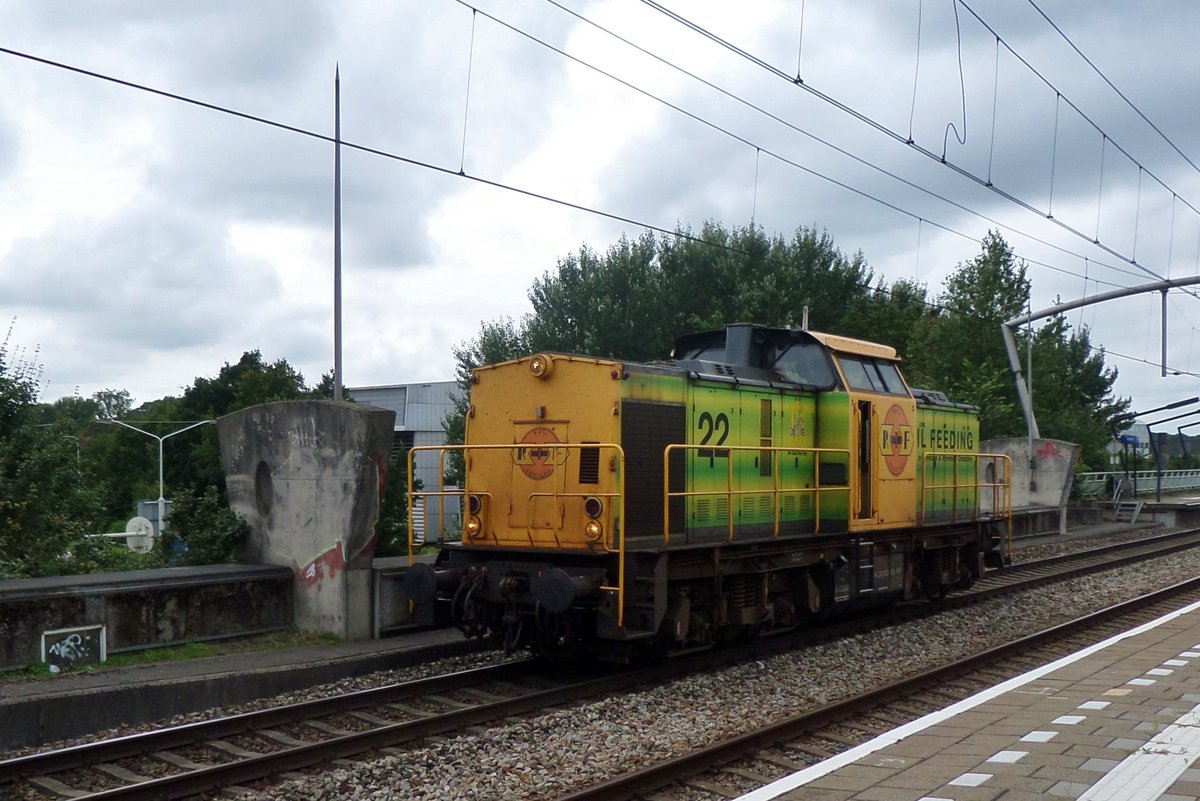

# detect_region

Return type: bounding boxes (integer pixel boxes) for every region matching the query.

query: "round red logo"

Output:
[880,404,913,477]
[515,427,562,480]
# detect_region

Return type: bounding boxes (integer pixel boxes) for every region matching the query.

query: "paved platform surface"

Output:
[737,598,1200,801]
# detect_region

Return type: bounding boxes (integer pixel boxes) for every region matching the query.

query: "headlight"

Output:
[584,520,603,541]
[468,494,482,515]
[584,496,603,518]
[529,354,554,379]
[465,516,482,538]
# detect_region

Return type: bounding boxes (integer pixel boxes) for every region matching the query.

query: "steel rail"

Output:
[554,575,1200,801]
[0,660,533,783]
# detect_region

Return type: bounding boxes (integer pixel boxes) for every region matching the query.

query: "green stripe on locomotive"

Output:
[815,391,851,530]
[915,404,981,521]
[621,368,833,544]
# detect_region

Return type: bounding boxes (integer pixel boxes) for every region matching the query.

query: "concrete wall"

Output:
[983,437,1081,510]
[0,565,293,670]
[219,400,395,639]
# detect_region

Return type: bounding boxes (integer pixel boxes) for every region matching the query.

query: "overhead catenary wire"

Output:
[637,0,1197,285]
[1027,0,1200,182]
[537,0,1146,287]
[0,31,1186,378]
[0,40,1078,297]
[2,11,1153,302]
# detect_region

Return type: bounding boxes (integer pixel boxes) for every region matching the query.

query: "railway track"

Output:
[1,659,633,801]
[950,526,1200,600]
[556,579,1200,800]
[4,527,1197,801]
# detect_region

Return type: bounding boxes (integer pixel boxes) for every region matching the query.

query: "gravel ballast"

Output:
[242,546,1200,800]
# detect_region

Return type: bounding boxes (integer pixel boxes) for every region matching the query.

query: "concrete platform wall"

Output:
[983,437,1080,509]
[0,565,293,670]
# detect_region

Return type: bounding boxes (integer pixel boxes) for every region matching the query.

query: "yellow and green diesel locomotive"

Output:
[407,323,1011,660]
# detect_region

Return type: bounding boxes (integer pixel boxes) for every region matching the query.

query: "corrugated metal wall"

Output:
[348,381,462,539]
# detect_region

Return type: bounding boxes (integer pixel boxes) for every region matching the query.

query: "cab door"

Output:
[848,391,917,529]
[874,399,917,525]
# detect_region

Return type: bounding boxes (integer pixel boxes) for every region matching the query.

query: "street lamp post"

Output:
[100,419,214,534]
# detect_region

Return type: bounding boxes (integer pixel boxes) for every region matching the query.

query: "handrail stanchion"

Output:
[407,450,417,566]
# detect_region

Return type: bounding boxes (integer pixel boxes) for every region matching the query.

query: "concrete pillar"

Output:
[983,437,1081,534]
[218,400,395,639]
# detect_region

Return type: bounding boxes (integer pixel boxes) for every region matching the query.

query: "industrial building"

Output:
[347,381,460,541]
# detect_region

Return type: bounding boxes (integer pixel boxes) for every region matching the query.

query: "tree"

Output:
[165,350,324,500]
[76,351,328,561]
[1027,315,1129,468]
[841,277,930,359]
[0,329,140,577]
[447,221,931,446]
[375,447,420,556]
[906,232,1127,463]
[905,232,1032,438]
[157,486,249,566]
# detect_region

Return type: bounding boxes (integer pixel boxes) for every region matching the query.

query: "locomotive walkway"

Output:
[736,594,1200,801]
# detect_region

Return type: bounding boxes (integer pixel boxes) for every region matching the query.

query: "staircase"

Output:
[1113,500,1143,524]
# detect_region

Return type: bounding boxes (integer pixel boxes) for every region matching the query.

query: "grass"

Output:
[1,628,342,682]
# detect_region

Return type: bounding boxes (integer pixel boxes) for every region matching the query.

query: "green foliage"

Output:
[159,486,249,566]
[447,221,922,451]
[906,232,1032,439]
[167,350,324,500]
[375,447,418,558]
[519,223,886,361]
[906,232,1128,465]
[0,328,115,578]
[0,333,347,577]
[449,225,1128,474]
[1027,316,1129,468]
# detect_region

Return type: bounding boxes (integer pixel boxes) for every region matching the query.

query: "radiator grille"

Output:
[578,444,600,484]
[621,400,686,537]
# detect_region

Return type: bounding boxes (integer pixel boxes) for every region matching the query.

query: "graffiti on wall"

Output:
[41,625,106,670]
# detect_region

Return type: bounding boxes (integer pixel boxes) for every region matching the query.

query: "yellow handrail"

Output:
[661,444,852,544]
[917,451,1012,525]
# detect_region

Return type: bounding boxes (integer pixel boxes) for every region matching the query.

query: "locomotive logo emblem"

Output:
[514,426,567,480]
[880,404,914,476]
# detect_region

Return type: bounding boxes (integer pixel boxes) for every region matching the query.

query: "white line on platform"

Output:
[731,597,1200,801]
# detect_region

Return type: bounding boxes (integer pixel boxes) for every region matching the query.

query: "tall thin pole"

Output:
[333,65,344,402]
[1161,288,1168,377]
[158,437,165,534]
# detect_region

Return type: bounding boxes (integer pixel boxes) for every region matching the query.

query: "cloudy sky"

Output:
[3,0,1200,426]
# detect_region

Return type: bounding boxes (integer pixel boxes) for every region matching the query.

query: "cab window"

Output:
[839,355,909,395]
[771,341,836,387]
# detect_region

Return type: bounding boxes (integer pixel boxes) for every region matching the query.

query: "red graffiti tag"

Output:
[1037,441,1062,461]
[297,543,345,588]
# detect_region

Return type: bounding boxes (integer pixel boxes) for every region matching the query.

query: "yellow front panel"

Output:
[466,355,622,550]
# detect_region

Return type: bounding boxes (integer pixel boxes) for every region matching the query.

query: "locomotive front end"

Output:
[406,353,627,655]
